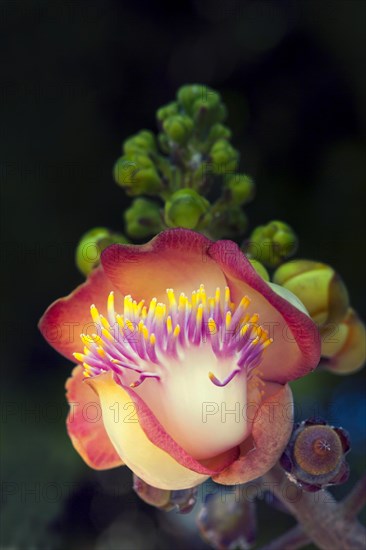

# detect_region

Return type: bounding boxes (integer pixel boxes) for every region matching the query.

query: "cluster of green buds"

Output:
[112,84,255,240]
[273,260,365,374]
[280,418,350,492]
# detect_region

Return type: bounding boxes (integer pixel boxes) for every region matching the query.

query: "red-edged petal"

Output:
[39,267,123,360]
[66,365,123,470]
[208,240,321,384]
[101,228,226,303]
[86,372,239,490]
[213,382,293,485]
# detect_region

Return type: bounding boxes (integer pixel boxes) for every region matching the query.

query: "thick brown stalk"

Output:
[262,464,366,550]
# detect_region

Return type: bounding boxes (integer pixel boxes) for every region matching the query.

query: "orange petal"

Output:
[213,382,293,484]
[66,365,123,470]
[39,267,123,360]
[101,228,226,302]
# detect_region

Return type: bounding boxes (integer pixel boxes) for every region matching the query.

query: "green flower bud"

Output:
[209,139,239,173]
[75,227,128,276]
[191,94,227,127]
[156,101,178,123]
[225,173,255,205]
[165,189,209,229]
[320,308,365,374]
[126,153,154,168]
[273,260,349,325]
[132,168,162,194]
[163,114,194,144]
[113,156,162,196]
[246,221,298,268]
[209,205,248,239]
[123,130,156,156]
[125,198,163,239]
[177,84,208,115]
[249,259,270,282]
[207,123,232,144]
[133,475,197,513]
[157,133,170,154]
[177,84,227,123]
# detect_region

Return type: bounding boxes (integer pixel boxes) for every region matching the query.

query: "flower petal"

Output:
[213,382,293,484]
[208,240,321,384]
[101,228,226,302]
[121,382,240,472]
[39,267,123,360]
[86,372,239,490]
[65,365,123,470]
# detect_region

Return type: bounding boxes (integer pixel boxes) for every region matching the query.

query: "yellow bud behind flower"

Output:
[249,259,270,282]
[321,308,365,375]
[273,260,349,326]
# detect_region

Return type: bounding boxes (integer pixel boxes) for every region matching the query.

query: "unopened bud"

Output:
[320,308,365,374]
[177,84,208,115]
[226,174,255,206]
[163,114,194,144]
[156,102,178,123]
[210,140,239,173]
[114,156,162,196]
[273,260,349,326]
[165,189,209,229]
[75,227,128,276]
[123,130,157,156]
[246,221,298,268]
[209,205,248,239]
[207,123,232,145]
[124,198,163,239]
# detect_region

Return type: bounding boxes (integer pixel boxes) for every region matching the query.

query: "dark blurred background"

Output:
[1,1,365,548]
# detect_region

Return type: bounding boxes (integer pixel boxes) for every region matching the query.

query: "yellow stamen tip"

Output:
[225,310,232,330]
[225,286,230,303]
[101,328,114,341]
[90,304,100,323]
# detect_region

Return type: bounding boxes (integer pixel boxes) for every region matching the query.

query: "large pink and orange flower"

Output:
[39,229,320,490]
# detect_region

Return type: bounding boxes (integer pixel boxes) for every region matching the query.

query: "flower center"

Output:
[74,284,272,459]
[74,284,271,386]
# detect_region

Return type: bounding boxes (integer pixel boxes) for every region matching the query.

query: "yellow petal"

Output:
[86,372,209,490]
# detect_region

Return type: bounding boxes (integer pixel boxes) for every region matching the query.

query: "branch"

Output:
[258,525,308,550]
[343,473,366,520]
[262,464,366,550]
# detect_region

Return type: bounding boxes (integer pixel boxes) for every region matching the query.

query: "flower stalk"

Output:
[261,463,366,550]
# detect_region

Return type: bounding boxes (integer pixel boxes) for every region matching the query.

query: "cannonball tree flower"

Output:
[39,229,321,490]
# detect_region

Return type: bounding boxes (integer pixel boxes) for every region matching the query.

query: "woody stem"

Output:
[261,463,366,550]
